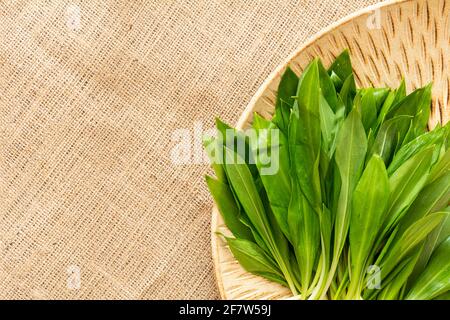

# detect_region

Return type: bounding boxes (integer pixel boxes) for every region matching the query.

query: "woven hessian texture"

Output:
[0,0,381,299]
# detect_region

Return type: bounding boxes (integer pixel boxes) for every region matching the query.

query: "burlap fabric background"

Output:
[0,0,382,299]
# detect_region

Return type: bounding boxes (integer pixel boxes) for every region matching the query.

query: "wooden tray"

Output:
[211,0,450,299]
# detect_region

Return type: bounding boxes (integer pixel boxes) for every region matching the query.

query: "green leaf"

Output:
[445,123,450,150]
[318,95,338,156]
[206,176,254,241]
[320,203,333,270]
[223,147,299,293]
[380,212,446,280]
[339,74,356,114]
[328,49,353,83]
[377,249,422,300]
[382,147,434,234]
[412,83,432,137]
[225,236,284,280]
[373,79,405,132]
[329,71,343,91]
[393,79,406,105]
[274,67,299,134]
[375,90,396,131]
[319,87,344,201]
[407,236,450,300]
[358,89,377,133]
[216,118,259,179]
[204,135,261,243]
[288,180,320,290]
[369,115,413,166]
[329,159,342,213]
[359,87,390,112]
[348,155,389,296]
[318,60,341,113]
[433,291,450,300]
[251,121,292,240]
[428,147,450,184]
[423,211,450,260]
[373,88,391,111]
[252,112,271,130]
[238,213,270,255]
[289,59,322,210]
[223,147,271,243]
[203,135,227,182]
[408,211,450,285]
[388,125,446,175]
[364,257,408,300]
[386,86,426,121]
[256,272,289,287]
[397,171,450,235]
[333,108,367,263]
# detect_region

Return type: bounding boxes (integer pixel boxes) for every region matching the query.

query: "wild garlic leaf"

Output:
[408,211,450,285]
[216,118,259,179]
[256,272,289,287]
[318,60,341,113]
[406,236,450,300]
[339,74,356,114]
[320,203,333,267]
[422,210,450,260]
[411,83,432,137]
[393,79,406,105]
[348,155,389,296]
[262,193,291,260]
[329,71,343,91]
[428,146,450,184]
[252,112,271,130]
[373,88,390,112]
[369,115,412,166]
[374,79,406,133]
[328,161,341,224]
[388,125,446,175]
[377,249,422,300]
[223,147,299,292]
[317,84,343,194]
[288,179,320,291]
[318,94,338,156]
[225,236,284,280]
[381,147,434,235]
[203,135,227,182]
[238,213,271,255]
[289,59,322,210]
[328,49,353,83]
[333,109,367,262]
[251,119,292,240]
[365,256,411,300]
[358,89,377,133]
[375,90,396,132]
[223,147,271,243]
[205,133,260,242]
[358,87,390,111]
[380,212,446,280]
[366,226,400,292]
[274,67,299,134]
[386,86,426,120]
[397,172,450,236]
[433,291,450,300]
[206,176,254,241]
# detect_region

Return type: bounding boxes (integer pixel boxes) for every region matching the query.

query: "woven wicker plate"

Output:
[211,0,449,299]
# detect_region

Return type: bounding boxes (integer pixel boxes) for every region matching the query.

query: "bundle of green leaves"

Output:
[204,50,450,300]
